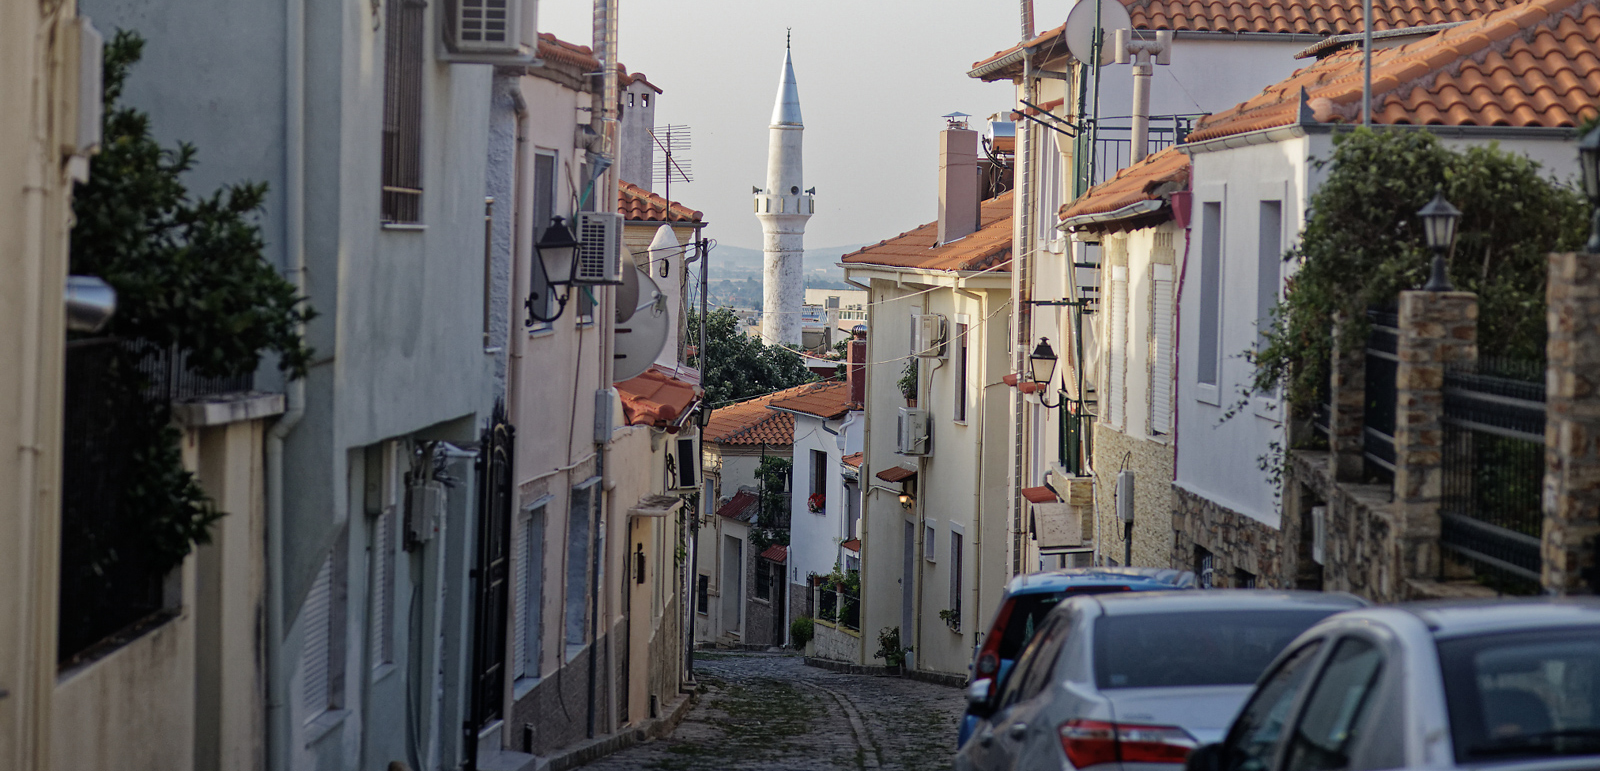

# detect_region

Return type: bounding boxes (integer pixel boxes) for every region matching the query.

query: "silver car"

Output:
[955,590,1367,771]
[1185,598,1600,771]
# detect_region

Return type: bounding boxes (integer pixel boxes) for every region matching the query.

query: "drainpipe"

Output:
[956,286,986,659]
[266,0,307,766]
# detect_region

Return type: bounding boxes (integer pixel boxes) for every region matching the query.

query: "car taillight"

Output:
[976,652,999,676]
[1059,719,1197,768]
[973,600,1016,678]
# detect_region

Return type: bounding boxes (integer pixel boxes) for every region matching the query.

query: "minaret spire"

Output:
[755,42,814,348]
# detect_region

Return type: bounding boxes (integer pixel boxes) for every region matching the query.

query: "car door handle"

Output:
[1008,722,1028,741]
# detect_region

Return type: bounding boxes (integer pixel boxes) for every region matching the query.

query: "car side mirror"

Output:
[965,678,995,716]
[1185,743,1222,771]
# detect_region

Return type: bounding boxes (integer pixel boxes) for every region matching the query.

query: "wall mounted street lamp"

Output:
[1029,337,1062,409]
[524,216,583,325]
[898,491,913,507]
[1418,192,1461,292]
[1580,124,1600,254]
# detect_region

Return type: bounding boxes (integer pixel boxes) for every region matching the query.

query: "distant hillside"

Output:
[704,243,865,310]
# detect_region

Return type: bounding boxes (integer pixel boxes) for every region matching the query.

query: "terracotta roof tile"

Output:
[537,33,600,71]
[716,489,758,520]
[1058,148,1189,226]
[876,466,917,483]
[842,452,864,468]
[1188,0,1600,142]
[703,384,820,446]
[841,538,862,552]
[1022,485,1062,504]
[617,66,663,93]
[759,544,788,562]
[618,180,703,224]
[841,192,1013,273]
[768,380,856,420]
[615,365,699,428]
[970,0,1521,79]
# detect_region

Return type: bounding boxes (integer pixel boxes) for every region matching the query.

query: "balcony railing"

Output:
[1089,115,1203,186]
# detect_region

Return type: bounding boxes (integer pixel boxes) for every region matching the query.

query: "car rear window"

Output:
[1093,609,1337,689]
[998,587,1131,660]
[1438,627,1600,764]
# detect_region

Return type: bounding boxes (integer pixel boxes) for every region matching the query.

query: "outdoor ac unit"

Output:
[1115,470,1135,523]
[441,0,537,63]
[910,314,947,359]
[573,212,624,285]
[406,479,444,546]
[897,407,931,456]
[669,435,700,492]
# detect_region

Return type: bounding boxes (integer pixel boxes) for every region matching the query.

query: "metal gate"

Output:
[466,403,514,769]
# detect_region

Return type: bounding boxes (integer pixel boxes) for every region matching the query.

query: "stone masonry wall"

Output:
[1092,427,1175,568]
[1544,252,1600,594]
[811,620,860,663]
[1287,451,1404,602]
[1171,486,1293,587]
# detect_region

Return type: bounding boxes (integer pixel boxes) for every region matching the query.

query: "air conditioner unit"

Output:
[573,212,624,285]
[440,0,538,64]
[897,407,931,456]
[910,314,947,359]
[669,435,700,492]
[405,480,445,546]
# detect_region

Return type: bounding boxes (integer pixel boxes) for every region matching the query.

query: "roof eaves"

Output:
[1061,199,1167,230]
[1293,21,1466,59]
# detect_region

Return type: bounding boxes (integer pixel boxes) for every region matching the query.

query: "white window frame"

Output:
[515,495,550,689]
[1194,188,1226,405]
[1108,264,1129,430]
[1148,262,1176,437]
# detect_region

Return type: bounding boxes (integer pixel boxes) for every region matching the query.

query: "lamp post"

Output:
[524,216,582,325]
[1418,192,1461,292]
[1580,124,1600,254]
[1029,337,1062,408]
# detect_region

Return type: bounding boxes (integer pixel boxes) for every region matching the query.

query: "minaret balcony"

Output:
[753,193,816,215]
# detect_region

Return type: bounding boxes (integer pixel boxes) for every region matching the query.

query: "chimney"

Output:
[938,127,980,245]
[848,325,868,405]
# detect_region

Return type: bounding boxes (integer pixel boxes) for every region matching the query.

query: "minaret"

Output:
[755,37,813,347]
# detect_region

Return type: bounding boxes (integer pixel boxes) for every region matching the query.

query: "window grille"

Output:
[382,0,425,223]
[754,558,772,600]
[1108,265,1129,429]
[1148,264,1175,435]
[370,506,395,668]
[302,549,345,718]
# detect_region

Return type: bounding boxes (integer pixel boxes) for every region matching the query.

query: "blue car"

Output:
[956,567,1197,748]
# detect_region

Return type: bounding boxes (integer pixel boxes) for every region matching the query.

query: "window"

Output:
[1223,642,1325,771]
[565,478,599,652]
[528,152,558,330]
[1257,201,1283,355]
[1438,627,1600,765]
[1108,265,1129,429]
[810,449,827,507]
[1148,263,1175,435]
[483,197,495,346]
[628,92,635,107]
[954,319,970,422]
[845,480,859,540]
[641,92,649,107]
[925,523,936,562]
[949,530,964,626]
[515,501,547,680]
[380,0,424,223]
[1195,545,1215,588]
[754,558,772,601]
[1285,637,1384,771]
[1094,610,1336,689]
[696,574,709,615]
[1235,568,1258,589]
[302,544,347,720]
[1197,201,1224,387]
[370,505,396,669]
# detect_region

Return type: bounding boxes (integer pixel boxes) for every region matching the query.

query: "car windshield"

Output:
[1439,627,1600,763]
[1093,609,1338,689]
[998,586,1131,660]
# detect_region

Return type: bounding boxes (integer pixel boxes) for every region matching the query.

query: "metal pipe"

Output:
[1131,64,1151,163]
[1362,0,1373,126]
[266,0,307,763]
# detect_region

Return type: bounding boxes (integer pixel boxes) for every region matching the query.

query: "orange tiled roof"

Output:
[842,452,864,468]
[841,191,1014,273]
[759,544,788,562]
[618,181,704,224]
[1187,0,1600,142]
[537,33,600,71]
[1059,148,1189,228]
[876,466,917,483]
[618,66,662,94]
[768,380,856,420]
[841,538,862,552]
[969,0,1520,79]
[703,385,812,446]
[717,489,759,520]
[1022,485,1062,504]
[615,365,699,428]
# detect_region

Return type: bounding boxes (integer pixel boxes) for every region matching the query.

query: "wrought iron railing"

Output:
[1362,310,1399,484]
[1440,360,1544,592]
[815,584,860,632]
[1090,114,1203,186]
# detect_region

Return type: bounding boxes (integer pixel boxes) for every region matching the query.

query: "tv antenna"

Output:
[650,124,693,203]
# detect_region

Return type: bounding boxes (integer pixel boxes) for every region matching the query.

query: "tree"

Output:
[1251,128,1588,414]
[688,307,817,406]
[750,455,792,550]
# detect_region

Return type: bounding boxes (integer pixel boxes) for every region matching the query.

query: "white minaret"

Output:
[756,39,813,347]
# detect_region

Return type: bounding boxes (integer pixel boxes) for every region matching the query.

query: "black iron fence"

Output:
[1363,311,1400,484]
[1440,358,1545,592]
[815,584,860,632]
[58,338,254,663]
[1090,115,1202,186]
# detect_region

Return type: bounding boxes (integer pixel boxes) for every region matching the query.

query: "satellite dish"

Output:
[1064,0,1133,66]
[613,266,669,382]
[616,248,641,323]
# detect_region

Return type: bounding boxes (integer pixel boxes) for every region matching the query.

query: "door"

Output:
[771,561,786,645]
[721,535,741,638]
[467,404,514,770]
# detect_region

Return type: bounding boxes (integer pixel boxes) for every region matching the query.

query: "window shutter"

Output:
[1149,264,1176,435]
[303,555,333,714]
[511,508,527,679]
[1108,266,1129,429]
[371,506,394,667]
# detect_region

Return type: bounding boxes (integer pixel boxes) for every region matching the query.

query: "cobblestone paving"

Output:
[581,651,964,771]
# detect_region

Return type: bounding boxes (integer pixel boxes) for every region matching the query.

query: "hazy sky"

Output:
[541,1,1084,251]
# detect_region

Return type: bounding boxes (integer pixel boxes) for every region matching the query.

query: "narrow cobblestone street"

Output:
[581,652,964,771]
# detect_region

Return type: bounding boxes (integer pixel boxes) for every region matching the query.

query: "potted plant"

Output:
[807,492,826,513]
[898,359,918,406]
[874,626,912,674]
[939,608,961,632]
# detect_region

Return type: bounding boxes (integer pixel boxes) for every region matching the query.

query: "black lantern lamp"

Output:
[525,216,582,325]
[1418,192,1461,292]
[1029,338,1062,409]
[1580,124,1600,254]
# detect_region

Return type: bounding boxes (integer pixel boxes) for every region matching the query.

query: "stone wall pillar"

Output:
[1393,290,1477,581]
[1543,252,1600,595]
[1328,313,1366,481]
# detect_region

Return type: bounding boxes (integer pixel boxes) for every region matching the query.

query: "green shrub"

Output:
[790,616,815,648]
